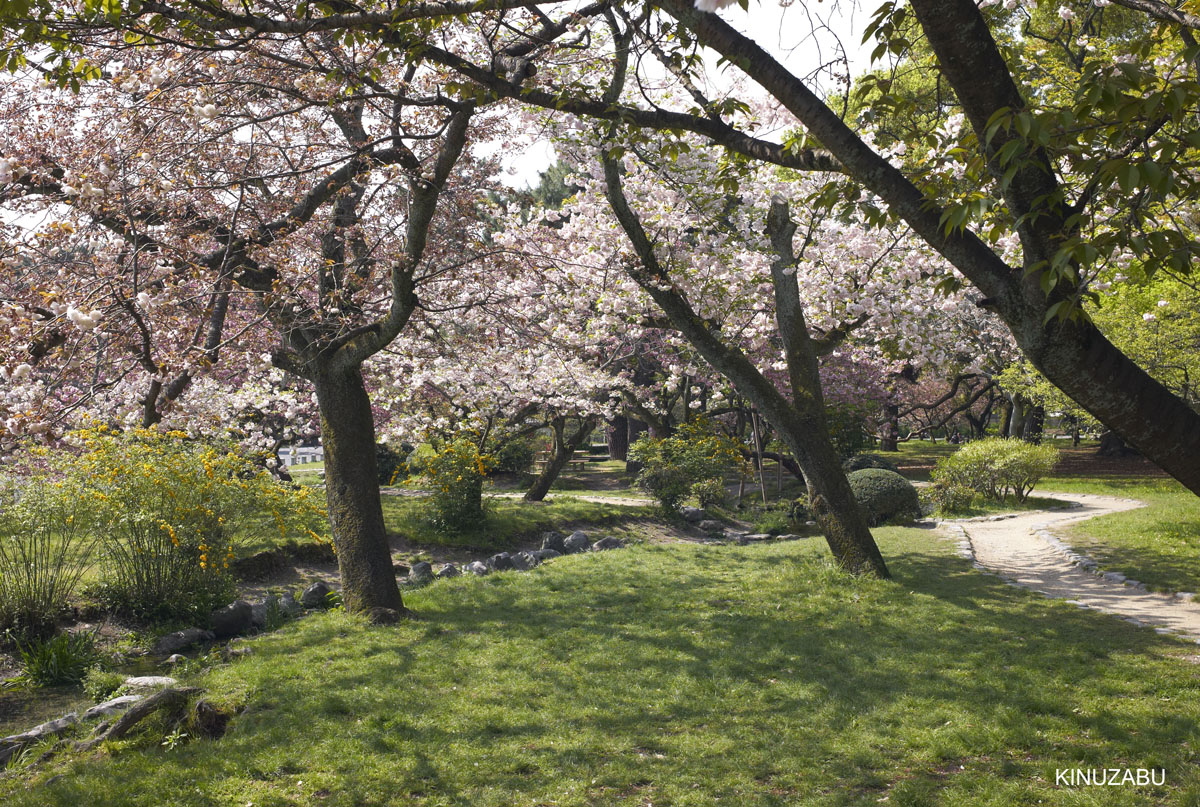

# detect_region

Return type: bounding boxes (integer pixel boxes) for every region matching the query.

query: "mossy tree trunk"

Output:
[313,366,405,614]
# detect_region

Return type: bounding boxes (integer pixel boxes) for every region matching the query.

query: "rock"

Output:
[410,561,434,583]
[365,607,402,625]
[165,654,186,665]
[697,520,724,534]
[465,561,490,576]
[742,533,772,542]
[511,551,537,571]
[250,601,268,629]
[280,591,302,615]
[436,563,461,579]
[1175,592,1196,602]
[540,531,566,553]
[592,536,625,551]
[122,676,178,694]
[392,563,410,576]
[489,552,515,571]
[210,600,254,639]
[301,580,333,608]
[1102,572,1127,584]
[679,506,706,524]
[776,534,805,541]
[82,695,143,721]
[563,531,590,553]
[152,627,214,656]
[531,548,561,562]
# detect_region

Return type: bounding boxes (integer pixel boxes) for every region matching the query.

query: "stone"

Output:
[301,580,333,608]
[465,561,490,576]
[152,627,214,656]
[679,506,706,524]
[122,675,178,694]
[436,563,461,579]
[1102,572,1127,584]
[696,520,724,534]
[210,600,254,639]
[250,600,268,629]
[592,536,625,551]
[409,561,434,583]
[365,607,402,625]
[489,552,515,571]
[392,563,410,576]
[563,531,590,553]
[742,533,772,543]
[776,534,805,541]
[82,695,143,721]
[280,591,302,615]
[540,531,566,553]
[165,654,186,665]
[1,713,79,764]
[1175,592,1196,602]
[531,548,561,562]
[511,551,537,571]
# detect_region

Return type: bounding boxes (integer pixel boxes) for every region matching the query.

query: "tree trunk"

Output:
[625,418,648,474]
[880,403,900,452]
[1022,404,1045,444]
[525,416,597,501]
[313,366,405,614]
[606,415,629,461]
[999,397,1014,436]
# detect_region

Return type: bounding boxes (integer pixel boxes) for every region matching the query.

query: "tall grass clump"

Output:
[0,477,93,643]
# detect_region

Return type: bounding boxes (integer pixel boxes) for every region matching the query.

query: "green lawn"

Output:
[7,529,1199,806]
[1039,478,1200,594]
[380,494,658,549]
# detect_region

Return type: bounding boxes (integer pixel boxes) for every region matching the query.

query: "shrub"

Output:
[629,419,747,513]
[376,442,412,486]
[83,666,125,701]
[690,477,727,509]
[490,437,537,474]
[932,438,1059,503]
[0,477,93,643]
[421,437,496,533]
[826,406,870,460]
[847,469,921,526]
[843,453,900,474]
[12,631,99,687]
[60,426,327,624]
[921,480,977,514]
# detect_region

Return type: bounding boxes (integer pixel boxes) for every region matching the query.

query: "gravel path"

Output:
[954,492,1200,639]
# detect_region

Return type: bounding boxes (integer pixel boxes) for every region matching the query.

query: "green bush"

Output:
[847,469,921,526]
[690,478,727,509]
[83,666,126,701]
[826,406,870,460]
[12,631,99,687]
[932,438,1059,503]
[629,419,747,513]
[921,480,976,514]
[421,437,496,533]
[0,477,93,643]
[376,442,411,486]
[490,437,537,474]
[843,453,900,474]
[61,425,327,624]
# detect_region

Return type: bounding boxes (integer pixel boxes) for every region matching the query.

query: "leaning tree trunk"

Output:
[525,416,597,502]
[313,366,405,614]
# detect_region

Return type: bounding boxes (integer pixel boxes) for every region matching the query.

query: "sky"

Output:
[498,0,872,187]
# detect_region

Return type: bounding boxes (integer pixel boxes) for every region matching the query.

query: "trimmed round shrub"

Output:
[847,468,921,526]
[843,453,900,475]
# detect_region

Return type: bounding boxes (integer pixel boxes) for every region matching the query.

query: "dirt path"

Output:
[953,492,1200,639]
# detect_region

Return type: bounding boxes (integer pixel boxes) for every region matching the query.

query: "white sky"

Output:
[498,0,871,188]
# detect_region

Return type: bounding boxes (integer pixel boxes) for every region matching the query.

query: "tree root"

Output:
[76,687,203,752]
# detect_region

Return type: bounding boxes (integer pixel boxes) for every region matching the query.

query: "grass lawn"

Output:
[379,494,659,550]
[6,529,1199,806]
[1038,478,1200,594]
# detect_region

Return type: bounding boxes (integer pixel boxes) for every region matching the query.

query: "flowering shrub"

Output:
[60,426,326,623]
[690,477,728,509]
[629,419,747,513]
[932,438,1059,503]
[419,437,496,533]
